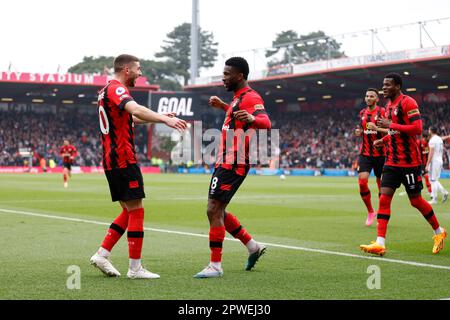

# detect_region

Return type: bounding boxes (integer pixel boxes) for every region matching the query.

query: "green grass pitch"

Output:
[0,173,449,299]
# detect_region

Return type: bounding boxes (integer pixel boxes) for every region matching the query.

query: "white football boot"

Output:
[90,253,121,277]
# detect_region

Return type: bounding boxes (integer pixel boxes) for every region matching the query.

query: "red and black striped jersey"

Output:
[358,106,386,157]
[417,137,429,165]
[216,86,271,176]
[97,79,136,171]
[60,145,77,164]
[384,94,422,167]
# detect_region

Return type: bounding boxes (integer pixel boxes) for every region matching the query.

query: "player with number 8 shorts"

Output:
[194,57,272,278]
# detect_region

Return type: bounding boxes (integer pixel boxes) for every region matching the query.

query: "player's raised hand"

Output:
[233,110,255,123]
[209,96,227,109]
[164,116,187,132]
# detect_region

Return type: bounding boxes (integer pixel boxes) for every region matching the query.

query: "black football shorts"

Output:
[105,164,146,202]
[381,165,423,194]
[208,167,246,203]
[63,162,72,170]
[357,155,385,178]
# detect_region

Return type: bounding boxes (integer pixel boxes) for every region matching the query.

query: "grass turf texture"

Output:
[0,173,449,300]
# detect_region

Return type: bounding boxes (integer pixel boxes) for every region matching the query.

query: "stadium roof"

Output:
[0,72,158,105]
[184,47,450,104]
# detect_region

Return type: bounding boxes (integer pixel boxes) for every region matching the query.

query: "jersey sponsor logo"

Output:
[157,97,194,116]
[388,129,399,135]
[115,87,126,96]
[363,129,378,135]
[254,104,264,110]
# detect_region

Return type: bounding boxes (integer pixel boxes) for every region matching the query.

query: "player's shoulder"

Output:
[107,80,130,96]
[240,89,264,110]
[401,94,419,108]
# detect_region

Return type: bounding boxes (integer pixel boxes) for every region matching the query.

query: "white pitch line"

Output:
[2,207,450,271]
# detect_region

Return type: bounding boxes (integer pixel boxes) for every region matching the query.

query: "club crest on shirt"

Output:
[393,107,398,116]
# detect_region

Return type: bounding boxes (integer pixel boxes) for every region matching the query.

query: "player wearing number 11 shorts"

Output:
[360,73,446,256]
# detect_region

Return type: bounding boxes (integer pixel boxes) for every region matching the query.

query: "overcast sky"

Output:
[1,0,450,77]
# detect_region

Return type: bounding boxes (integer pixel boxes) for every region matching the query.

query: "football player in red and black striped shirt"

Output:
[355,89,385,226]
[90,54,187,279]
[360,73,446,256]
[60,139,77,188]
[417,133,432,194]
[194,57,272,278]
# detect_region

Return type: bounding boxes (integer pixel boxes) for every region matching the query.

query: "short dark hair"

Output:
[225,57,249,80]
[429,126,438,134]
[366,88,379,96]
[114,54,140,73]
[384,73,403,88]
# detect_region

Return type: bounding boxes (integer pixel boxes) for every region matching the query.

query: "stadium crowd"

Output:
[0,102,449,169]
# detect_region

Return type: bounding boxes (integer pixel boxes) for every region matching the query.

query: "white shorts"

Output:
[429,161,443,181]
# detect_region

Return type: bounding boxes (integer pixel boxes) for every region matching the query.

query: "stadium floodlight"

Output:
[78,94,85,98]
[62,100,74,104]
[1,98,13,102]
[275,99,284,103]
[403,71,410,75]
[32,99,44,103]
[406,88,417,92]
[437,85,448,90]
[322,95,332,100]
[276,85,282,89]
[297,97,306,102]
[317,80,323,85]
[340,83,346,88]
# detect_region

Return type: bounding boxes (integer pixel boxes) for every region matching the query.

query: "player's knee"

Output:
[409,195,422,208]
[358,178,368,189]
[379,194,393,211]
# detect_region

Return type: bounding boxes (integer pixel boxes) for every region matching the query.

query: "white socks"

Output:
[434,227,444,235]
[210,262,222,270]
[129,259,141,271]
[376,237,386,247]
[97,247,111,258]
[246,239,258,253]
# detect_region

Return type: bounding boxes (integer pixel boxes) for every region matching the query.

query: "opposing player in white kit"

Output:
[426,126,448,204]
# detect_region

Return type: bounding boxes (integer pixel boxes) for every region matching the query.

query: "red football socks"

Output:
[209,226,226,262]
[224,212,252,245]
[101,208,129,252]
[424,174,432,194]
[377,194,393,238]
[359,178,374,213]
[127,208,144,259]
[410,196,440,230]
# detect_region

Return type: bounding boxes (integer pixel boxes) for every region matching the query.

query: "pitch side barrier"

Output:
[177,167,450,178]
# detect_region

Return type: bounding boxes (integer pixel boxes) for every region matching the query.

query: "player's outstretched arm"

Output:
[125,101,187,131]
[209,96,229,112]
